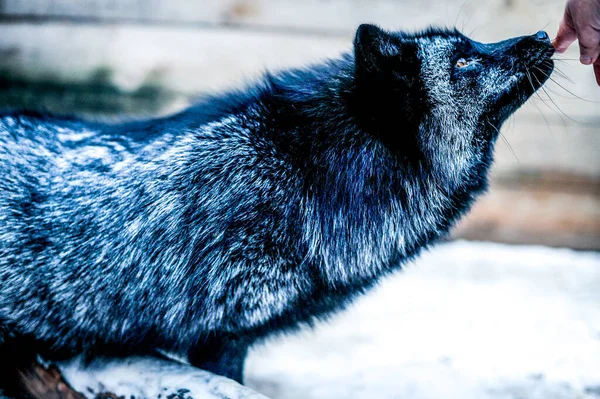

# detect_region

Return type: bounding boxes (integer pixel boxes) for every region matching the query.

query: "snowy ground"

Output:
[53,241,599,399]
[245,241,600,399]
[60,356,268,399]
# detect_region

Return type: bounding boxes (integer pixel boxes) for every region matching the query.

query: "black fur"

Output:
[0,25,553,384]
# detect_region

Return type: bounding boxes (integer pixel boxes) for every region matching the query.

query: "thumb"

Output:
[577,27,600,65]
[552,19,577,53]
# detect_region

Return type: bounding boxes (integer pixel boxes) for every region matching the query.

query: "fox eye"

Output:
[456,58,469,68]
[455,57,479,68]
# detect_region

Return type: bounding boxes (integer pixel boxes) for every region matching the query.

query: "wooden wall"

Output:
[0,0,598,249]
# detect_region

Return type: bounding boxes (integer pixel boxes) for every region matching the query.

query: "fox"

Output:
[0,24,554,387]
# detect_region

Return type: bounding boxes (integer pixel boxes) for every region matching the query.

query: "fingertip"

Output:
[579,47,600,65]
[552,44,570,54]
[581,56,593,65]
[552,34,576,53]
[551,38,564,50]
[552,45,567,54]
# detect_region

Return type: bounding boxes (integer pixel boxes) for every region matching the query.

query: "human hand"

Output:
[552,0,600,85]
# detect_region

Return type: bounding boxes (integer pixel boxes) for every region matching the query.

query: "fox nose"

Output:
[535,30,549,41]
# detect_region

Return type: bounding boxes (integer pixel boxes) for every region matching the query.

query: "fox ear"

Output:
[354,24,399,72]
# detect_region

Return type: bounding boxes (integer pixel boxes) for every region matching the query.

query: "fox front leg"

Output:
[187,334,249,384]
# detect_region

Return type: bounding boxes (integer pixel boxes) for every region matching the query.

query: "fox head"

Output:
[350,24,554,183]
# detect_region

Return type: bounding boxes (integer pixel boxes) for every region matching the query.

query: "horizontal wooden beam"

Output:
[0,21,598,118]
[453,176,600,250]
[0,0,577,42]
[0,0,522,35]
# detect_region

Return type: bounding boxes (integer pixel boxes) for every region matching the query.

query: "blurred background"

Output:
[0,1,599,399]
[0,0,598,250]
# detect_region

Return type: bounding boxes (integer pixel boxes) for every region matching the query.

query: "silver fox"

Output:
[0,25,554,386]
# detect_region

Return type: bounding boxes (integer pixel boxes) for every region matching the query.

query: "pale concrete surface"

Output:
[245,241,600,399]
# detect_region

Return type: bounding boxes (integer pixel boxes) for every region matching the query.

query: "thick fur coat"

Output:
[0,25,553,384]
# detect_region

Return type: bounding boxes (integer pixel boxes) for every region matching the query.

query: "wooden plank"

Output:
[17,363,87,399]
[0,0,568,38]
[453,177,600,250]
[0,0,228,24]
[0,344,85,399]
[0,22,349,92]
[0,21,598,118]
[0,0,503,33]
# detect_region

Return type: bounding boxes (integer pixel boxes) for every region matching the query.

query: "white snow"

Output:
[60,356,268,399]
[245,241,600,399]
[54,241,600,399]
